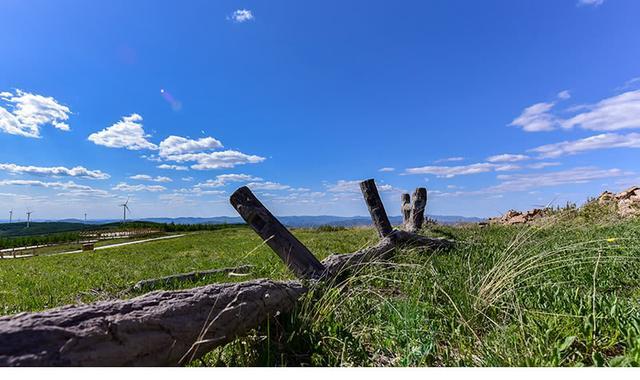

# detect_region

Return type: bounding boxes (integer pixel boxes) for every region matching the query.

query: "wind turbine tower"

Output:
[119,198,131,223]
[9,210,12,223]
[26,210,33,228]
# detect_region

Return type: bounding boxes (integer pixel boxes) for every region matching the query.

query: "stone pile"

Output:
[597,186,640,218]
[489,208,545,225]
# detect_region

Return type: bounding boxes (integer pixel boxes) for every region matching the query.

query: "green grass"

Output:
[202,218,640,367]
[0,226,377,315]
[2,217,640,367]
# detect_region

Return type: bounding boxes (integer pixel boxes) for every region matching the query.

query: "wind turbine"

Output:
[119,198,131,223]
[26,209,33,228]
[9,209,12,223]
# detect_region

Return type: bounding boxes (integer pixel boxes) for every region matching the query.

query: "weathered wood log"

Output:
[360,179,393,238]
[131,265,253,291]
[407,188,427,232]
[321,230,454,277]
[401,193,411,226]
[230,186,326,280]
[0,279,306,367]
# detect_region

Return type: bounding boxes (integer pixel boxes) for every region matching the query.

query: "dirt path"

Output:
[0,234,186,260]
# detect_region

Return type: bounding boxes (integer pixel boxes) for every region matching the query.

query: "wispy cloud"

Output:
[430,166,626,197]
[0,179,95,191]
[561,90,640,131]
[404,163,498,178]
[486,154,529,163]
[0,163,109,180]
[378,167,395,172]
[129,174,172,183]
[246,181,291,191]
[0,89,71,138]
[434,156,464,163]
[531,132,640,158]
[510,89,640,132]
[325,179,403,193]
[112,182,166,192]
[157,164,189,171]
[228,9,254,23]
[577,0,604,7]
[88,114,158,150]
[488,167,624,193]
[196,174,262,188]
[166,150,266,170]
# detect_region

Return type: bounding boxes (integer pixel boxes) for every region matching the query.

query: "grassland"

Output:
[0,226,377,315]
[1,214,640,367]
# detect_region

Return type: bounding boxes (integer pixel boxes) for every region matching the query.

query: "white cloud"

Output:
[528,162,561,169]
[429,167,626,197]
[0,89,71,138]
[112,182,166,192]
[494,164,521,172]
[88,114,158,150]
[129,174,172,183]
[157,164,189,171]
[561,90,640,131]
[531,132,640,158]
[325,180,403,193]
[378,167,395,172]
[578,0,604,7]
[196,174,262,188]
[509,101,559,132]
[511,89,640,133]
[165,150,266,170]
[557,90,571,100]
[404,163,497,178]
[174,187,226,197]
[181,177,194,182]
[488,167,624,193]
[0,179,93,191]
[435,156,464,163]
[158,135,223,157]
[246,181,291,191]
[486,154,529,163]
[229,9,254,23]
[0,163,109,179]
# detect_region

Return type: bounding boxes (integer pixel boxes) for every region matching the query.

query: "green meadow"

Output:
[2,214,640,366]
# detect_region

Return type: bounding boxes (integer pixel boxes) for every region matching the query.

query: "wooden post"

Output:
[408,187,427,232]
[401,193,411,226]
[230,186,326,280]
[359,179,393,238]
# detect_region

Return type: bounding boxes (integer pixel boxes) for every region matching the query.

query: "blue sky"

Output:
[1,0,639,220]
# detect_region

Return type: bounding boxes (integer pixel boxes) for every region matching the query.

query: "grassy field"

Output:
[0,226,377,315]
[207,216,640,367]
[1,214,640,367]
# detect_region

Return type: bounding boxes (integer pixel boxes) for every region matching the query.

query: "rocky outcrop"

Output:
[598,186,640,218]
[489,208,545,225]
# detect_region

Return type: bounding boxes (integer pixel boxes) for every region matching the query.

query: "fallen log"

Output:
[0,279,306,367]
[131,265,254,292]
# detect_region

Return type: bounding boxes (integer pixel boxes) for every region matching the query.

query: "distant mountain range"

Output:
[48,214,484,227]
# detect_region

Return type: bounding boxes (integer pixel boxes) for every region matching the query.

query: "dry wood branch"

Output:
[360,179,393,238]
[230,186,325,279]
[131,265,254,291]
[0,279,306,366]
